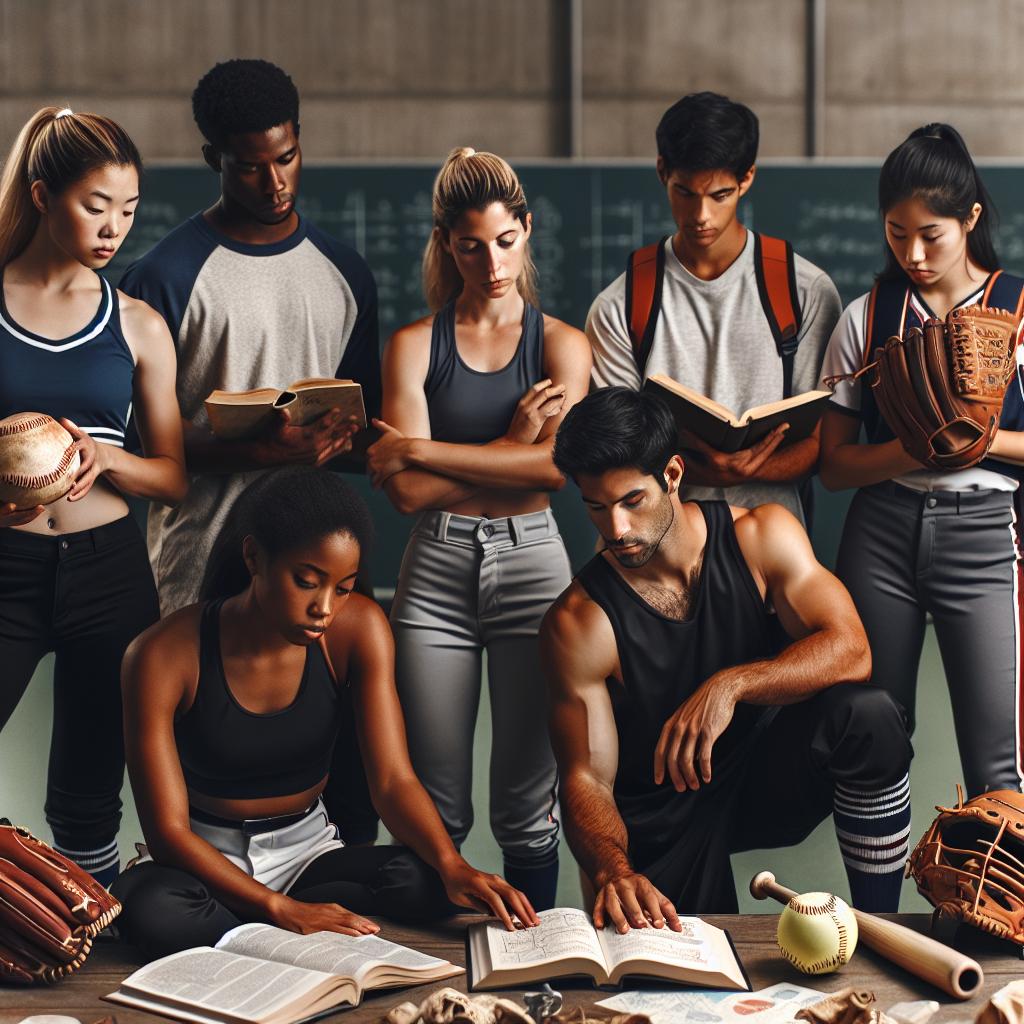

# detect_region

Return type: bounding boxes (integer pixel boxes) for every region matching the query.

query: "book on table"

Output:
[643,372,833,453]
[103,922,462,1024]
[468,907,749,992]
[204,378,366,440]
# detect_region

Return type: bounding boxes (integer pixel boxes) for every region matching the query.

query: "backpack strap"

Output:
[752,234,803,398]
[864,279,910,365]
[625,237,668,376]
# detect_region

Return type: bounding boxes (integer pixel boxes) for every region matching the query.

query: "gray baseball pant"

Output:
[390,509,568,868]
[836,480,1024,796]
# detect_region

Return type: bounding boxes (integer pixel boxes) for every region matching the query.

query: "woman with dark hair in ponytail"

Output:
[820,123,1024,806]
[113,467,536,958]
[0,107,186,884]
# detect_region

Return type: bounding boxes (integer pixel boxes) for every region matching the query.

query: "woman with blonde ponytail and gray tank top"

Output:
[367,148,591,908]
[0,107,186,884]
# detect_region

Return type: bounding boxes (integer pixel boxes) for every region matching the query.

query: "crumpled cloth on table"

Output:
[381,987,651,1024]
[797,988,895,1024]
[977,981,1024,1024]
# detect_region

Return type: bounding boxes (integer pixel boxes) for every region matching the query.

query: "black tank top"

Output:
[175,600,340,799]
[576,502,788,851]
[424,299,545,444]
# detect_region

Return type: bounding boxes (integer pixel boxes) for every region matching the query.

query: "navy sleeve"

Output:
[118,217,214,347]
[307,227,382,419]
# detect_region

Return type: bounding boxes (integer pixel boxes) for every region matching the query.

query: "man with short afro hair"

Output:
[192,58,300,151]
[119,57,382,844]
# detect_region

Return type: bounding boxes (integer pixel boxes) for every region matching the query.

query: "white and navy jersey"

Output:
[0,275,133,448]
[119,211,380,614]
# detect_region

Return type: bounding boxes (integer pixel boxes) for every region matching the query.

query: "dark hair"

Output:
[192,59,300,150]
[200,467,374,601]
[877,123,999,282]
[656,91,759,180]
[553,388,678,488]
[0,106,142,266]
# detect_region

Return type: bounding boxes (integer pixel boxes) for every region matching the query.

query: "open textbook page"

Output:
[469,908,607,989]
[217,922,461,990]
[469,907,747,991]
[598,915,747,988]
[104,947,349,1024]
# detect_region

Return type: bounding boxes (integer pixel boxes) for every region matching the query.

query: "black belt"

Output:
[188,803,315,835]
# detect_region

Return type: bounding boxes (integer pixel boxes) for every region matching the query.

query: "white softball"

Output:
[777,891,858,974]
[0,412,80,509]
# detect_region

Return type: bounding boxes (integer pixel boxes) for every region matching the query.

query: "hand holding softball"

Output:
[60,418,110,501]
[777,891,858,974]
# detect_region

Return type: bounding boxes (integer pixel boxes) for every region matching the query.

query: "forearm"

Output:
[408,437,564,491]
[720,626,871,706]
[987,429,1024,467]
[750,436,819,483]
[561,771,632,888]
[819,437,920,490]
[183,423,271,474]
[143,823,281,921]
[371,775,463,875]
[100,447,187,504]
[382,466,479,515]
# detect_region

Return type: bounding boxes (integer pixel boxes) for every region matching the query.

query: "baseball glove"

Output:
[827,305,1020,470]
[907,787,1024,945]
[0,819,121,985]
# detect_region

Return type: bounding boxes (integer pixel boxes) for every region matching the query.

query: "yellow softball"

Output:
[776,891,858,974]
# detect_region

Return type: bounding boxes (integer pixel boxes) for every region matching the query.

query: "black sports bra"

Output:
[175,600,340,799]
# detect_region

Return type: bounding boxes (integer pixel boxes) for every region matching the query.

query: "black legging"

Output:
[112,845,455,958]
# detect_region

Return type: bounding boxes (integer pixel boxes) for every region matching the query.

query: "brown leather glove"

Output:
[0,820,121,985]
[827,305,1019,469]
[907,788,1024,945]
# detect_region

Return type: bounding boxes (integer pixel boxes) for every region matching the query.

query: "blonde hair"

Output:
[0,106,142,267]
[422,147,539,312]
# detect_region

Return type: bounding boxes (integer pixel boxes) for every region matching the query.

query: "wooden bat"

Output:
[749,870,983,1000]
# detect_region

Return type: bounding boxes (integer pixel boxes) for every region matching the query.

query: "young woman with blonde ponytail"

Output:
[367,147,591,908]
[0,107,186,884]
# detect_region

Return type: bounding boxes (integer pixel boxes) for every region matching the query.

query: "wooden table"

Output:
[2,915,1021,1024]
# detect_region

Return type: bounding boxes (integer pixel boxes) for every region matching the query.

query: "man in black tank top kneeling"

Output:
[542,388,912,926]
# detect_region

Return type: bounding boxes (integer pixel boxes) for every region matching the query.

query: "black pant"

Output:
[627,684,913,913]
[112,845,455,958]
[0,516,159,857]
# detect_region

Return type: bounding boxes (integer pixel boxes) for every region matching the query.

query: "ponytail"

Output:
[422,146,538,312]
[877,123,999,282]
[0,106,142,267]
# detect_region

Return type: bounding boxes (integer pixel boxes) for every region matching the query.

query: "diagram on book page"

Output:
[487,909,603,967]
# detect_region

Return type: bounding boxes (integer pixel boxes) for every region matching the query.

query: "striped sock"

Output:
[833,774,911,912]
[52,837,120,889]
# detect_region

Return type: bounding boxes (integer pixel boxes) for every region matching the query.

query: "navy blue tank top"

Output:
[576,501,789,866]
[424,299,545,443]
[175,600,341,800]
[0,274,134,449]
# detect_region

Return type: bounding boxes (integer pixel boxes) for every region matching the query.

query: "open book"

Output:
[204,379,366,440]
[104,922,462,1024]
[644,373,832,453]
[468,908,748,992]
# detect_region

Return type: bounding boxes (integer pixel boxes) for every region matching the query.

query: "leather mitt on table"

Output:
[0,819,121,985]
[907,788,1024,945]
[829,305,1020,470]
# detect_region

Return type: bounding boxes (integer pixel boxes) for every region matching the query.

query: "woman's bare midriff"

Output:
[187,775,329,822]
[13,476,130,535]
[443,487,550,520]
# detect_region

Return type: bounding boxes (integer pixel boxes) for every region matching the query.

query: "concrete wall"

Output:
[1,0,1021,160]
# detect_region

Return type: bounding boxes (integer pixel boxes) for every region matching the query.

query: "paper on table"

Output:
[598,981,827,1024]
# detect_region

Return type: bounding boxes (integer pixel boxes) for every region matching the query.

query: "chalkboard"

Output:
[106,163,1024,582]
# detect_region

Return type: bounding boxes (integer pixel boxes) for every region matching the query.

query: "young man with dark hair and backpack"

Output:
[119,59,381,845]
[586,92,842,525]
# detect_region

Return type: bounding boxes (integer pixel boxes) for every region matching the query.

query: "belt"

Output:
[188,802,316,836]
[416,508,557,547]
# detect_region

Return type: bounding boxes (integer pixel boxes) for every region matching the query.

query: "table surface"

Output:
[1,914,1021,1024]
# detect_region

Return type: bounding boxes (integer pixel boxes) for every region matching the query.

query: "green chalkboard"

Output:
[106,163,1024,583]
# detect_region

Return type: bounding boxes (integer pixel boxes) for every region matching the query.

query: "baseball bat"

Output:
[749,870,983,1000]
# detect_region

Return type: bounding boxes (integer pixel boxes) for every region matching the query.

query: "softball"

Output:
[0,412,80,509]
[776,891,858,974]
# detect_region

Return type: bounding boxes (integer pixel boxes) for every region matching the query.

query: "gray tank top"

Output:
[424,299,545,444]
